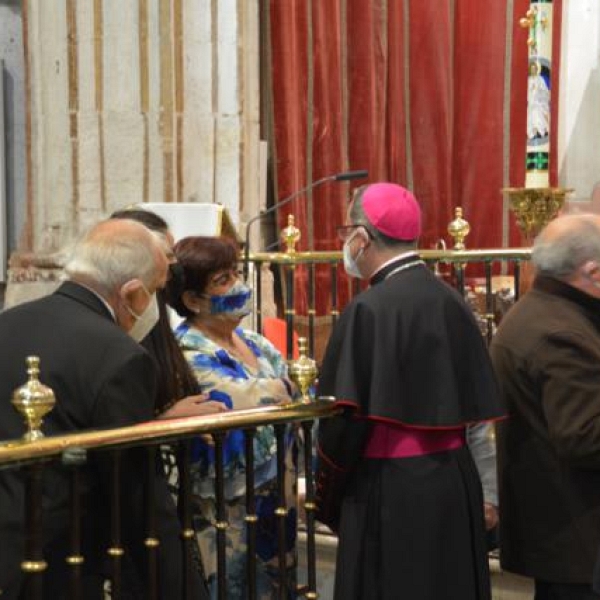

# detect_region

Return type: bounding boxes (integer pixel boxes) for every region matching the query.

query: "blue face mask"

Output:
[204,280,253,318]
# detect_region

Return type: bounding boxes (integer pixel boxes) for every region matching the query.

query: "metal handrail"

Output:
[248,247,532,265]
[0,398,339,467]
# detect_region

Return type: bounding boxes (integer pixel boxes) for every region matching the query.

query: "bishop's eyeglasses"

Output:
[336,224,374,242]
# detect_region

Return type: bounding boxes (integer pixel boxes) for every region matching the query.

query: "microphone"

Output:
[333,169,368,181]
[243,170,368,280]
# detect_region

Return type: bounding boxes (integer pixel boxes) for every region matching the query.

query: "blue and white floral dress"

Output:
[174,322,297,599]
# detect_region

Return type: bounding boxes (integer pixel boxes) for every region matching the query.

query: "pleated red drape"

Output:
[265,0,562,315]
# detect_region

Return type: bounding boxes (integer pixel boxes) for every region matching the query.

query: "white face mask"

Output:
[126,286,160,342]
[343,230,365,279]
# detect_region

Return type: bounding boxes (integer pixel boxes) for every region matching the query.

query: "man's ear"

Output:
[119,278,143,302]
[357,227,372,247]
[581,261,600,279]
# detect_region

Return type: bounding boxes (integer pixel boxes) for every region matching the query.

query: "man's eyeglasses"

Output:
[336,224,373,242]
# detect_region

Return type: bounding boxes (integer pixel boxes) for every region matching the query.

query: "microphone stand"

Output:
[243,170,368,280]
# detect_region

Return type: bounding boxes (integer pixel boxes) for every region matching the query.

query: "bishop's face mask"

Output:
[204,280,253,319]
[126,285,160,342]
[343,229,365,279]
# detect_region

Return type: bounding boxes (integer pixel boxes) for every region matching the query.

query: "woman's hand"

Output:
[273,378,298,405]
[158,394,229,419]
[484,502,499,530]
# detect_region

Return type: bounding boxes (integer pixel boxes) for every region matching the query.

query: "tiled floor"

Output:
[298,532,535,600]
[490,557,534,599]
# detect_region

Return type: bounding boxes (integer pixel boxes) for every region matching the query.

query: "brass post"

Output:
[448,207,470,293]
[447,207,470,251]
[12,356,56,442]
[289,337,318,403]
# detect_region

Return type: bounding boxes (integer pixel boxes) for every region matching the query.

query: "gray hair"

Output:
[64,219,160,294]
[350,185,418,251]
[532,214,600,278]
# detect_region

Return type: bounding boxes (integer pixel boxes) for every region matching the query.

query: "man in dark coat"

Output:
[491,214,600,600]
[0,219,207,599]
[315,182,504,600]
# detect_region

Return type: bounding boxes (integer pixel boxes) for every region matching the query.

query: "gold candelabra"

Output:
[12,356,56,442]
[503,187,572,239]
[288,337,318,404]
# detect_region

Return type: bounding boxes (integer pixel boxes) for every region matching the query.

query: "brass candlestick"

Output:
[12,356,56,442]
[281,214,301,254]
[503,187,572,239]
[288,337,318,404]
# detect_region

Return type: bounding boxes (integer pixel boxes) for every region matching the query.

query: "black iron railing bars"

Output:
[0,399,339,600]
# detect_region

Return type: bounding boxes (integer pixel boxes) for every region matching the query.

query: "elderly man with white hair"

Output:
[492,213,600,600]
[0,219,208,600]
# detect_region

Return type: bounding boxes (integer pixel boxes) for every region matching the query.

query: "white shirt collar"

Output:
[74,281,116,321]
[371,250,420,279]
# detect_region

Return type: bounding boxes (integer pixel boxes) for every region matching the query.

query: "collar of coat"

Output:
[369,252,423,286]
[534,275,600,331]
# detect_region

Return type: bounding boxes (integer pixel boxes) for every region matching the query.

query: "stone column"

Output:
[4,0,262,307]
[18,0,262,254]
[558,0,600,205]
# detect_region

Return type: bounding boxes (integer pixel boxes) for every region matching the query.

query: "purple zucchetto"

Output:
[362,183,421,241]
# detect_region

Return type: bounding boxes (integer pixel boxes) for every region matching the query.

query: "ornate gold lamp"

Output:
[12,356,56,442]
[288,337,318,403]
[503,186,571,239]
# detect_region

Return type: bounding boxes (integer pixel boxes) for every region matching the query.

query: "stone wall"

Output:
[16,0,262,254]
[0,0,264,308]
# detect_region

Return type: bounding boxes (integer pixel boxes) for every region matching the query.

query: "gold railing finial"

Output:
[281,214,301,254]
[448,207,470,251]
[288,337,318,404]
[12,356,56,442]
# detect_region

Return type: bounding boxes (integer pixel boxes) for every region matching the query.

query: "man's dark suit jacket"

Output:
[0,281,206,599]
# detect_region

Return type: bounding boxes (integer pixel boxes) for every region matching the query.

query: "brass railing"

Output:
[248,246,532,356]
[0,399,339,600]
[2,225,533,599]
[0,402,336,466]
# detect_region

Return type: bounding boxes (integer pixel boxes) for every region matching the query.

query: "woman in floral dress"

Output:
[166,236,298,599]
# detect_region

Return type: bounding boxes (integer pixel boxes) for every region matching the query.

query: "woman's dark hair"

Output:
[167,236,239,318]
[110,207,200,412]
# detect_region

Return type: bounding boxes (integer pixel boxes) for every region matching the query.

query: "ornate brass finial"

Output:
[12,356,56,442]
[281,214,301,254]
[448,207,470,251]
[288,337,318,404]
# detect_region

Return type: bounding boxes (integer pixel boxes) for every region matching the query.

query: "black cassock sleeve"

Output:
[314,409,370,532]
[314,301,372,531]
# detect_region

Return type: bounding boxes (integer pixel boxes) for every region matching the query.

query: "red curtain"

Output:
[265,0,562,315]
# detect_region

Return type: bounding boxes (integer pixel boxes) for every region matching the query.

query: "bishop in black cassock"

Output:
[315,182,505,600]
